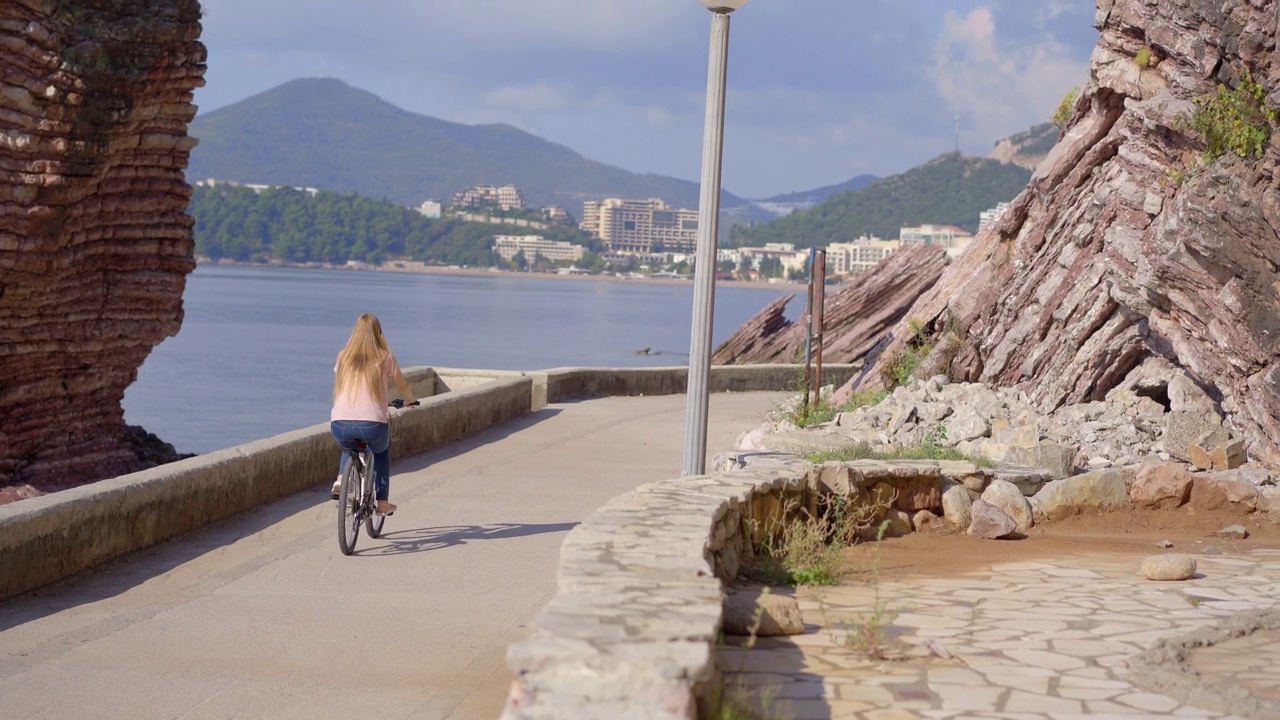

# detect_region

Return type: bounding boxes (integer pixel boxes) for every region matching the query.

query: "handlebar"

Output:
[389,399,421,409]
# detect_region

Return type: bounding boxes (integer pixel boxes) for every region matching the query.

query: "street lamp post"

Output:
[683,0,749,476]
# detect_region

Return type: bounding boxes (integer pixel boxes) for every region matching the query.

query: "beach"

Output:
[197,257,812,293]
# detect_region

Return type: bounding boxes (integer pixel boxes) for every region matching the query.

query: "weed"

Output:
[1186,595,1204,607]
[921,422,948,452]
[757,503,844,586]
[1135,47,1153,68]
[1053,86,1081,129]
[807,441,995,468]
[879,317,934,388]
[1188,68,1276,162]
[814,520,898,660]
[746,490,893,587]
[843,520,895,658]
[783,376,889,429]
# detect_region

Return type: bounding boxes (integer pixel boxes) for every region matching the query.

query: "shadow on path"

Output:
[0,490,330,632]
[357,521,579,556]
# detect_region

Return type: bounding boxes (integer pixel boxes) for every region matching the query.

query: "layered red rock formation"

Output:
[850,0,1280,467]
[712,243,949,365]
[0,0,205,490]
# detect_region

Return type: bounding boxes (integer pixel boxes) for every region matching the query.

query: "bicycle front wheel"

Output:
[337,463,361,555]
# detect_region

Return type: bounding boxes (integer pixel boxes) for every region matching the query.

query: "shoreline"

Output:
[196,258,811,293]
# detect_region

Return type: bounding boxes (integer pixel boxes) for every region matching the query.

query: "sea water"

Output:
[122,264,799,453]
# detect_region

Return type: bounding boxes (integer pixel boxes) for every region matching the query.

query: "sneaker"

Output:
[330,477,341,500]
[376,501,397,516]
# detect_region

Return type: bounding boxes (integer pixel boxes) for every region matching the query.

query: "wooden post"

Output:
[812,249,826,397]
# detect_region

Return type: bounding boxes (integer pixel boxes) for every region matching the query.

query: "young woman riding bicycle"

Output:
[330,313,418,516]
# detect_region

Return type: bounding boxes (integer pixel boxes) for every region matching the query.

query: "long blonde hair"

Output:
[334,313,391,404]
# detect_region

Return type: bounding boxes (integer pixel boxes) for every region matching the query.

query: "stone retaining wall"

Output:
[501,452,1001,719]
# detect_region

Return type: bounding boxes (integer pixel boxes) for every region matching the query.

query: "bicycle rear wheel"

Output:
[365,509,385,538]
[364,451,385,538]
[337,462,361,555]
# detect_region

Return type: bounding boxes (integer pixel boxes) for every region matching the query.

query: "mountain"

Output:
[730,152,1032,247]
[752,174,881,217]
[186,77,755,216]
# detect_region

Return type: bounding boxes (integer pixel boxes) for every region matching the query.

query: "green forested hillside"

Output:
[187,77,756,216]
[731,153,1031,247]
[189,185,597,266]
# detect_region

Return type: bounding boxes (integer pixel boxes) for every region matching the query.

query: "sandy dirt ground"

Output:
[841,503,1280,582]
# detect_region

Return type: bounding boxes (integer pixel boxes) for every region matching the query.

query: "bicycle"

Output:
[336,399,418,556]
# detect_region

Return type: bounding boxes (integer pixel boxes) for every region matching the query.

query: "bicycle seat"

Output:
[352,440,367,451]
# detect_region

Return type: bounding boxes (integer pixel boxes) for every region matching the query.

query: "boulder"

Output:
[1130,462,1193,509]
[980,479,1034,532]
[723,589,804,636]
[1032,470,1130,522]
[941,483,973,528]
[1189,473,1261,511]
[882,509,913,538]
[1216,525,1249,540]
[912,509,941,531]
[968,499,1017,539]
[1188,431,1243,471]
[1141,554,1196,581]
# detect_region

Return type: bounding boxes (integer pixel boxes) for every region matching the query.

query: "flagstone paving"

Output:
[718,548,1280,719]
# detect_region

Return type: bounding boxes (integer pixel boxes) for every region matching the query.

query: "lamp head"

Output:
[698,0,749,12]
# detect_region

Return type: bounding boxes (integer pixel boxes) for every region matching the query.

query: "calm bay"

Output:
[122,264,798,454]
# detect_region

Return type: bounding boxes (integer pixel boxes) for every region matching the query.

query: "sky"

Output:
[194,0,1099,200]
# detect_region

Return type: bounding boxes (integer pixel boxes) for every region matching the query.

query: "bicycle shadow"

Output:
[356,521,578,556]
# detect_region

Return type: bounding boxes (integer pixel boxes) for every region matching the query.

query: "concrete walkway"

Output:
[0,391,785,720]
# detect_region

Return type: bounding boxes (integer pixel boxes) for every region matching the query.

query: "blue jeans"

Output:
[331,420,391,501]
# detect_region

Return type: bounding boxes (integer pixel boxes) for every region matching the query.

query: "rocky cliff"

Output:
[713,243,949,366]
[846,0,1280,467]
[0,0,205,493]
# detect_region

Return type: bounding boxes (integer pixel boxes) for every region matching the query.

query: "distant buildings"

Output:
[737,242,810,275]
[978,202,1010,232]
[541,206,573,225]
[451,184,526,211]
[416,200,442,218]
[197,179,319,196]
[826,236,900,274]
[898,224,974,258]
[580,198,699,254]
[493,235,586,263]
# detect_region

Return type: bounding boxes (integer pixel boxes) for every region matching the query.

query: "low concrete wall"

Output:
[540,364,860,406]
[0,363,837,601]
[428,364,860,411]
[0,374,532,601]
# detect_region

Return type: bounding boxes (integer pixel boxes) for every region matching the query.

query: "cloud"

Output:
[481,82,572,114]
[929,6,1090,144]
[194,1,1100,199]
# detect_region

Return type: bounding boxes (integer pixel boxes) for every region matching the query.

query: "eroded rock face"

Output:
[850,0,1280,468]
[0,0,205,489]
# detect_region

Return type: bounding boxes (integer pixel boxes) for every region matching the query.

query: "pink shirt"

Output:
[330,353,400,424]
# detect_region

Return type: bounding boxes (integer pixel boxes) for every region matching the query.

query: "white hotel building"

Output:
[492,235,586,263]
[580,198,699,254]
